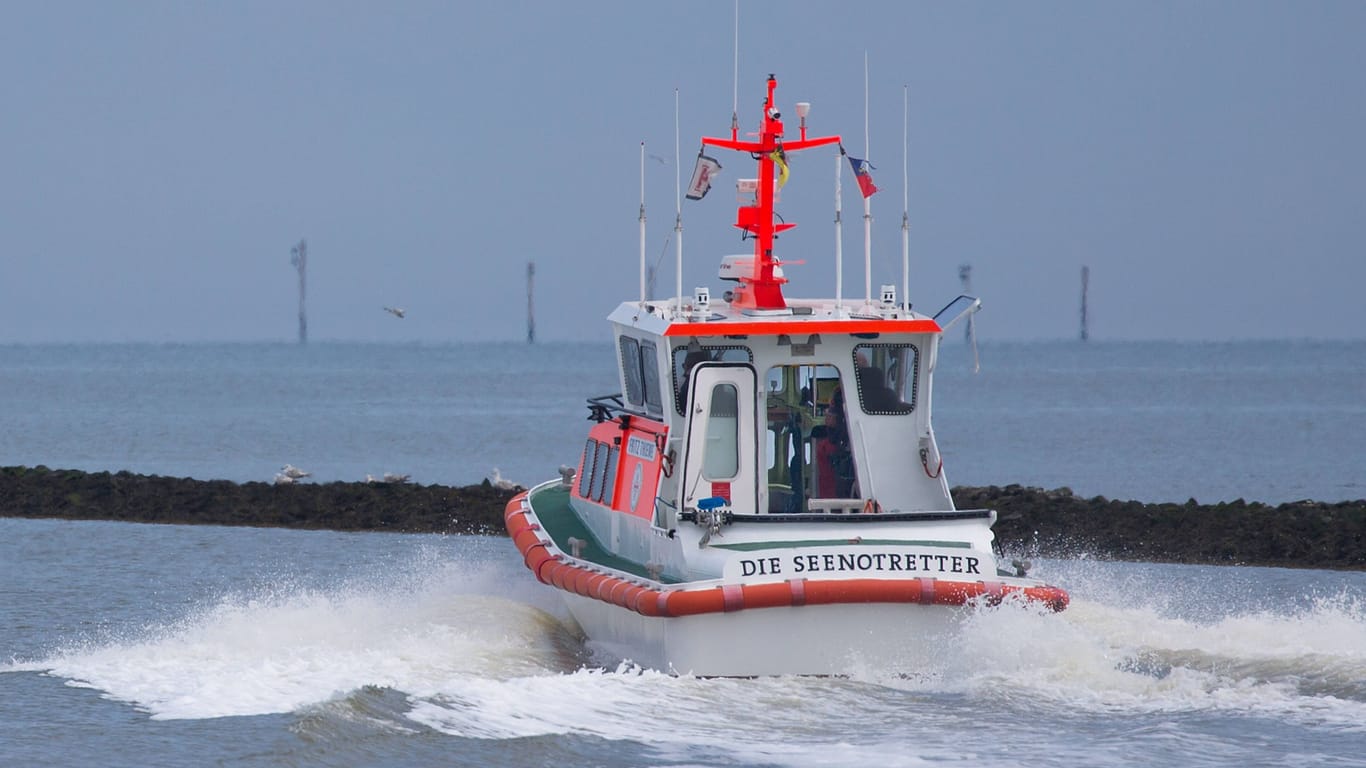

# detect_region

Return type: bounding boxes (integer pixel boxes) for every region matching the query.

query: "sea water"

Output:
[2,340,1364,766]
[2,519,1364,767]
[1,340,1361,503]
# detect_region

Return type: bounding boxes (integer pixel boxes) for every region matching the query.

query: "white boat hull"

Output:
[560,592,962,677]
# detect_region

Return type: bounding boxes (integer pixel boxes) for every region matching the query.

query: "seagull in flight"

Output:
[383,306,406,319]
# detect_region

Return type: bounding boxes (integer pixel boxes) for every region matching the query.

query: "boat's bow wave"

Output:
[3,554,587,720]
[4,547,1362,742]
[405,590,1366,752]
[900,587,1366,731]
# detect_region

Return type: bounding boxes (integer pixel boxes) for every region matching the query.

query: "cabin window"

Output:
[578,439,599,498]
[672,344,753,414]
[703,383,739,479]
[764,364,856,512]
[619,337,644,407]
[852,343,918,415]
[619,336,664,418]
[640,341,662,417]
[590,441,609,501]
[601,445,619,505]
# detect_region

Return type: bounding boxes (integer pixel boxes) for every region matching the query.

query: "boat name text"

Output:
[625,436,656,461]
[736,551,981,578]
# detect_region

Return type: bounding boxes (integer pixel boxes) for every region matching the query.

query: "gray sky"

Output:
[3,1,1363,343]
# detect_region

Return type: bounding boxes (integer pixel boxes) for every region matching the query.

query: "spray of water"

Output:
[7,548,1363,756]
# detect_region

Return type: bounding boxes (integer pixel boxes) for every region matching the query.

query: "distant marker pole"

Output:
[290,239,308,344]
[958,263,973,344]
[527,261,536,344]
[1080,265,1090,342]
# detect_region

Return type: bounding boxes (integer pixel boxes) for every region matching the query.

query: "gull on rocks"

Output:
[488,467,518,491]
[368,472,411,484]
[273,473,295,485]
[280,464,311,479]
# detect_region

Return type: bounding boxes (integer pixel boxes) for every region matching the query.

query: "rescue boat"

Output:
[506,74,1067,676]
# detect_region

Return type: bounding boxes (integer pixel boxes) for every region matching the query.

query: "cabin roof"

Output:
[608,299,942,339]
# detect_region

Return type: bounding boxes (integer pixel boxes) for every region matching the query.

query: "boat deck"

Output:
[528,483,681,584]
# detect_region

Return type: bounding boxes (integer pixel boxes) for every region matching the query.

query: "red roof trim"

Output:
[662,318,942,337]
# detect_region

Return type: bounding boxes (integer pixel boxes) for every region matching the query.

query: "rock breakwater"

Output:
[3,466,1362,570]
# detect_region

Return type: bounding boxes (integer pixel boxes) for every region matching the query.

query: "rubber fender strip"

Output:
[504,493,529,525]
[979,580,1006,607]
[606,579,633,607]
[737,581,792,611]
[918,577,936,605]
[653,591,671,617]
[635,588,666,618]
[721,584,745,612]
[663,588,724,617]
[511,527,542,555]
[570,566,596,597]
[934,580,980,605]
[523,544,553,582]
[586,573,614,601]
[541,561,564,590]
[505,498,1070,615]
[1022,585,1070,612]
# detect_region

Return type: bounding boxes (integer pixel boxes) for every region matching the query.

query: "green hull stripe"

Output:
[708,539,971,552]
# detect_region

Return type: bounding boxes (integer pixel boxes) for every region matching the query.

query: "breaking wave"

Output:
[6,550,1363,763]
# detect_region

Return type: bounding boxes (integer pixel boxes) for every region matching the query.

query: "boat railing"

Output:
[586,393,626,423]
[678,507,994,525]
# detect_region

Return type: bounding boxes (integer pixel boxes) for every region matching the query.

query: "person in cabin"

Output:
[855,359,901,413]
[676,348,713,411]
[815,384,854,498]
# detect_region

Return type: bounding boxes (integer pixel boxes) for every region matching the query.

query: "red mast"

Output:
[703,75,840,310]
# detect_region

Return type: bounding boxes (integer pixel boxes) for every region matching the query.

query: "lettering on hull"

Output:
[727,547,983,580]
[625,435,657,461]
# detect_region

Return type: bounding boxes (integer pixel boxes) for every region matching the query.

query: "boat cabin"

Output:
[570,291,977,539]
[566,72,980,563]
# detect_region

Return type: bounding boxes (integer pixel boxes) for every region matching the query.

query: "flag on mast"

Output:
[685,154,722,200]
[770,149,789,188]
[847,155,879,198]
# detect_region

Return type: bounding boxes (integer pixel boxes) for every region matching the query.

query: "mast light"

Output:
[795,102,810,140]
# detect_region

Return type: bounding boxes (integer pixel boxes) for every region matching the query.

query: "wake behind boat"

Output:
[506,74,1067,676]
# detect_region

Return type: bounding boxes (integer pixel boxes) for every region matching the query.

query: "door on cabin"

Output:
[680,363,757,516]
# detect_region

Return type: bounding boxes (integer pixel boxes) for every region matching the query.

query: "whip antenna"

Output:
[674,88,684,319]
[901,84,910,311]
[862,52,872,304]
[835,151,844,314]
[731,0,740,139]
[639,142,647,304]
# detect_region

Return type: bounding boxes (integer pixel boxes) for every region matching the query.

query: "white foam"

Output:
[406,665,953,766]
[898,589,1366,731]
[10,547,1365,748]
[15,557,581,720]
